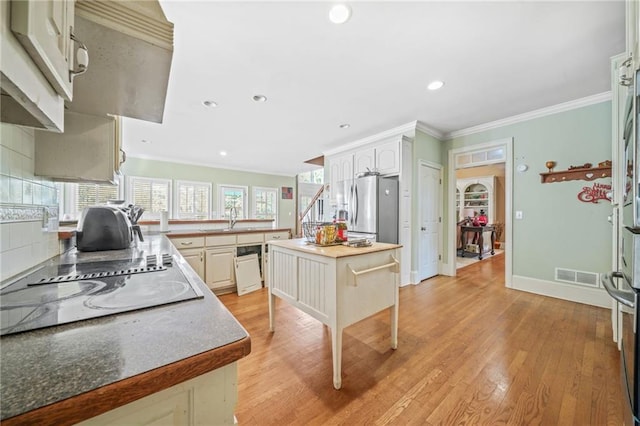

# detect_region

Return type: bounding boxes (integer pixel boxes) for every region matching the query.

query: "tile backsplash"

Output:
[0,123,59,282]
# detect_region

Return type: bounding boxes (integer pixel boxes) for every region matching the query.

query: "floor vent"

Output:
[554,268,600,288]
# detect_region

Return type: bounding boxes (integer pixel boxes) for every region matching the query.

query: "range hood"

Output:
[65,0,174,123]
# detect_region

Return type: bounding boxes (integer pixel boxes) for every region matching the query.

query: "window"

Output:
[252,187,278,222]
[175,180,211,219]
[127,176,171,219]
[298,168,324,184]
[58,180,122,221]
[218,185,247,219]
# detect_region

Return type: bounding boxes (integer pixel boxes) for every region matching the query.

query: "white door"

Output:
[419,163,441,281]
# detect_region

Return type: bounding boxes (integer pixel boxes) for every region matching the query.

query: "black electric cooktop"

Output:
[0,254,204,336]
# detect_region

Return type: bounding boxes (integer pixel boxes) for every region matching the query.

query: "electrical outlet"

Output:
[515,211,523,219]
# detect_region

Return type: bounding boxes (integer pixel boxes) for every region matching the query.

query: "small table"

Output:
[458,225,496,260]
[268,239,401,389]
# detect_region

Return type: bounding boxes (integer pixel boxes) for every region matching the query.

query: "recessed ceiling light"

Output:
[339,123,350,129]
[219,151,227,156]
[252,95,267,102]
[329,4,352,24]
[427,80,444,91]
[203,100,218,107]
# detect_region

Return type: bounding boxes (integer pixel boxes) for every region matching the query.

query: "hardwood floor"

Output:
[218,254,623,425]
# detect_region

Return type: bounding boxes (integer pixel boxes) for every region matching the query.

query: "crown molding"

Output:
[323,120,418,157]
[446,91,612,140]
[125,154,297,177]
[415,121,445,140]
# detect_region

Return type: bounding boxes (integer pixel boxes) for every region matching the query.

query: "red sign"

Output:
[578,182,611,203]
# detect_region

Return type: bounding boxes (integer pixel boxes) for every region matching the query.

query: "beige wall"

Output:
[456,163,505,240]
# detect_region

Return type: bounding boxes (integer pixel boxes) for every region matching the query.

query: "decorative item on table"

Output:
[303,222,338,245]
[472,209,488,226]
[545,161,556,172]
[461,208,475,223]
[335,220,348,242]
[347,238,372,247]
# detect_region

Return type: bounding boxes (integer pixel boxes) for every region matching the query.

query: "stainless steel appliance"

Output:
[335,175,399,243]
[623,69,640,229]
[604,228,640,426]
[76,206,132,251]
[0,254,204,336]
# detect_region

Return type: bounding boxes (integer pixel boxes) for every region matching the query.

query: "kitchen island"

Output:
[268,238,401,389]
[0,234,251,425]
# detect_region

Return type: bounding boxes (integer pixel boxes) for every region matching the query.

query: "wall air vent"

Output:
[554,268,600,288]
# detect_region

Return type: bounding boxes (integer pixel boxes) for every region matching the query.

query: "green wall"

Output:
[444,101,613,281]
[122,157,297,230]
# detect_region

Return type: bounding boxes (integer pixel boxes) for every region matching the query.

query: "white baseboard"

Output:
[408,270,419,286]
[512,275,611,308]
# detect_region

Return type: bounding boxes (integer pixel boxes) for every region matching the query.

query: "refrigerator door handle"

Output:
[602,272,634,308]
[349,183,355,227]
[354,184,359,226]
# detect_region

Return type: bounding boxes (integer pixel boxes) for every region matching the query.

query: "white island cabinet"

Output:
[268,238,401,389]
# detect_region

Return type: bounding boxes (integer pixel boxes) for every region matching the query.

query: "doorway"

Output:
[447,138,513,286]
[418,161,442,281]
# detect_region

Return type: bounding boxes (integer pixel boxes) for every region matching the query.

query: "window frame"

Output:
[252,186,278,224]
[126,176,172,220]
[57,177,124,221]
[174,179,212,220]
[218,184,248,219]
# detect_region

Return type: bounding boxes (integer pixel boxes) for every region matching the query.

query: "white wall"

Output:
[0,124,59,282]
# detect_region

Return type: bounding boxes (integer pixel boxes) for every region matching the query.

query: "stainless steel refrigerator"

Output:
[335,175,399,243]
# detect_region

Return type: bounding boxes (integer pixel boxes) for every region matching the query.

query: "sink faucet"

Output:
[229,206,238,229]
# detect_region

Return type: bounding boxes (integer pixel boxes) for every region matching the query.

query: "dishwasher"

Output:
[235,245,262,296]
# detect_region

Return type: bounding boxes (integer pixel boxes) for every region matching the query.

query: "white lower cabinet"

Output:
[77,363,238,426]
[179,248,205,281]
[264,231,290,242]
[205,247,236,292]
[172,231,291,294]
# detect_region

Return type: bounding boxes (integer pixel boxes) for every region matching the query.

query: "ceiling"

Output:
[121,1,626,177]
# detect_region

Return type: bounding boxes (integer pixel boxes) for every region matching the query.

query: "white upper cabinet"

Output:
[0,0,65,131]
[375,138,401,175]
[11,0,76,101]
[34,111,123,183]
[354,147,375,176]
[353,138,401,177]
[328,152,354,199]
[327,135,404,202]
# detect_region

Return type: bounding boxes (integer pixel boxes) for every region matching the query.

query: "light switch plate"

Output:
[515,211,523,219]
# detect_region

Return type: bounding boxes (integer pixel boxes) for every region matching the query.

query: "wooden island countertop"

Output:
[268,238,401,258]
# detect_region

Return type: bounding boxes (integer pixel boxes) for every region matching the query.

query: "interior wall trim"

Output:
[0,205,57,223]
[323,121,417,157]
[446,91,612,140]
[415,121,445,140]
[511,274,611,308]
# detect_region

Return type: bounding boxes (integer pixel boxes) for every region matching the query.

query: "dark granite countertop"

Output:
[0,233,251,424]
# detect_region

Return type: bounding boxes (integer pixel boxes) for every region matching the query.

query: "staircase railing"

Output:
[297,184,327,237]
